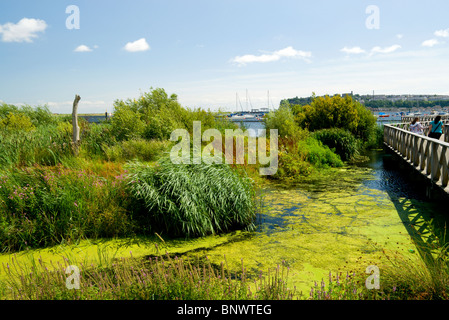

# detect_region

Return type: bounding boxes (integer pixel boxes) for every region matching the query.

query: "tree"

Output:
[111,88,186,141]
[111,101,145,141]
[264,101,307,140]
[294,94,376,142]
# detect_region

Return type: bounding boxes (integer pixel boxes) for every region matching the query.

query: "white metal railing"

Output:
[383,124,449,192]
[389,120,449,143]
[401,115,449,123]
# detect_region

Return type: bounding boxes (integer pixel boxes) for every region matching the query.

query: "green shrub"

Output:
[110,102,145,141]
[104,139,170,162]
[0,103,57,128]
[295,95,377,142]
[276,151,314,179]
[20,105,58,127]
[264,102,308,140]
[365,124,384,149]
[353,102,377,142]
[111,88,238,142]
[298,137,343,168]
[180,108,237,135]
[80,123,117,159]
[142,113,178,140]
[126,158,257,237]
[0,113,35,132]
[312,128,360,161]
[112,88,186,141]
[0,103,19,118]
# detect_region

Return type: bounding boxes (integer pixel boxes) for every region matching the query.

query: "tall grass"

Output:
[0,125,73,168]
[1,251,296,300]
[372,247,449,300]
[0,165,133,252]
[103,138,170,162]
[126,157,257,237]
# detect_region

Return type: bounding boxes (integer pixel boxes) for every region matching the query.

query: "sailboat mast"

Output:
[268,90,270,110]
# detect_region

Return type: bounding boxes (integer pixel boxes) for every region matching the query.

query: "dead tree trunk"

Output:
[72,94,81,155]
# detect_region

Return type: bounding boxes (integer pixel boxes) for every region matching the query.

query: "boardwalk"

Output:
[383,123,449,195]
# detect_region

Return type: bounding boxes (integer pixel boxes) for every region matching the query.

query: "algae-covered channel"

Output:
[1,149,448,297]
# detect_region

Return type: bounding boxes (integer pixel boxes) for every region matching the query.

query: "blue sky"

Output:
[1,0,449,113]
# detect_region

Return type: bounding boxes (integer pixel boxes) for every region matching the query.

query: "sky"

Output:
[1,0,449,113]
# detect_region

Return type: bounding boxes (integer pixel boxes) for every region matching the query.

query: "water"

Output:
[166,148,449,294]
[236,121,266,137]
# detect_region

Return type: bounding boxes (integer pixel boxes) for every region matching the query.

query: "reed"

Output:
[371,247,449,300]
[0,164,133,252]
[1,251,296,300]
[0,125,73,168]
[126,157,257,237]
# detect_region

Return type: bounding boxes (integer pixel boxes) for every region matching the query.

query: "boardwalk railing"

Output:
[391,120,449,143]
[384,124,449,193]
[402,115,449,123]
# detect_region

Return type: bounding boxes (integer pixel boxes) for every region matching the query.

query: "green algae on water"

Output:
[0,164,437,298]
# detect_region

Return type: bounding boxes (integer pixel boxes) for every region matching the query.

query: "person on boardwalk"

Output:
[427,115,444,140]
[409,117,424,135]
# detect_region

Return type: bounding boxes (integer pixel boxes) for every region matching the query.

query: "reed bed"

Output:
[1,251,296,300]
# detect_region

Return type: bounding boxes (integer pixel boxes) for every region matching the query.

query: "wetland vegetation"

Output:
[1,89,449,300]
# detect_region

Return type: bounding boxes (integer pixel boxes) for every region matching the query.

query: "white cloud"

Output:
[396,34,403,39]
[0,18,47,43]
[232,46,312,66]
[74,45,93,52]
[370,44,401,54]
[435,28,449,38]
[341,44,401,57]
[233,53,279,64]
[340,46,366,54]
[124,38,150,52]
[422,39,440,47]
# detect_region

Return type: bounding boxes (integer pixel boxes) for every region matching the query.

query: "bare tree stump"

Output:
[72,95,81,155]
